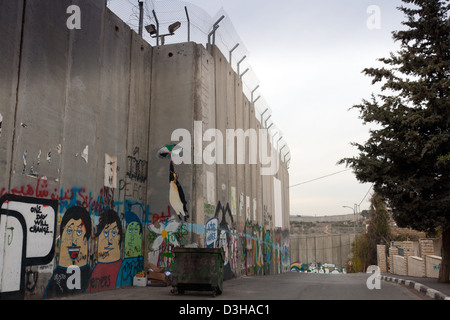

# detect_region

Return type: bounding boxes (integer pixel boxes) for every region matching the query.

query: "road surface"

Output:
[54,271,426,300]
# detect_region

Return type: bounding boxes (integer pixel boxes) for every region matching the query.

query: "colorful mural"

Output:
[0,174,290,300]
[86,209,123,293]
[147,218,182,270]
[0,195,58,299]
[44,206,92,298]
[117,209,144,287]
[157,144,189,222]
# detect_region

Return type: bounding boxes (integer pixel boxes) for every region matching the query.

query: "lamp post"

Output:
[343,204,358,234]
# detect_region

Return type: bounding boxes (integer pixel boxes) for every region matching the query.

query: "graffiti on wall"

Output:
[263,230,272,275]
[202,202,290,278]
[1,182,289,299]
[44,206,91,298]
[158,144,189,222]
[147,216,182,270]
[104,154,118,189]
[205,217,219,248]
[86,209,123,292]
[127,147,148,183]
[245,222,263,276]
[214,202,237,280]
[117,206,144,287]
[1,178,118,222]
[0,195,57,299]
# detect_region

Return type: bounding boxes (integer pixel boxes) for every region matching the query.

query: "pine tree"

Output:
[339,0,450,282]
[367,193,391,249]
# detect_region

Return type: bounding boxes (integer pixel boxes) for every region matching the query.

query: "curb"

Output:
[380,275,450,300]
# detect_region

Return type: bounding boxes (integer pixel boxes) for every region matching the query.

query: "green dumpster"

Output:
[171,247,224,297]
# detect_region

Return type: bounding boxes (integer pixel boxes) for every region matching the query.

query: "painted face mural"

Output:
[87,209,123,293]
[124,211,142,258]
[44,206,92,298]
[59,206,91,267]
[60,218,90,267]
[98,220,121,263]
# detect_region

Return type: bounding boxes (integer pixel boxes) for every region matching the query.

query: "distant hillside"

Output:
[290,219,366,235]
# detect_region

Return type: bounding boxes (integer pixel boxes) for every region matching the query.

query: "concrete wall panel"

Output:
[194,45,215,241]
[124,32,152,205]
[148,43,196,221]
[0,0,24,195]
[10,0,70,196]
[59,1,105,197]
[212,48,230,206]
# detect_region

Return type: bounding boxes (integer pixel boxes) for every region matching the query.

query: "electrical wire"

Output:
[359,183,374,206]
[289,169,351,188]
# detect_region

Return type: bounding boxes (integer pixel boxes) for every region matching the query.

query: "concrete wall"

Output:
[290,234,355,268]
[1,0,152,299]
[290,214,358,223]
[0,1,290,300]
[408,256,425,278]
[377,244,387,273]
[425,255,442,278]
[392,255,407,276]
[378,241,442,279]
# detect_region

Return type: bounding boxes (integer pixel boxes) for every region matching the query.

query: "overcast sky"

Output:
[109,0,407,216]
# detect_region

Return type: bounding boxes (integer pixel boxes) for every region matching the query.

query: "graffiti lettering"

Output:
[29,205,52,235]
[205,217,219,248]
[89,275,111,290]
[0,195,57,299]
[25,267,39,293]
[7,227,14,245]
[118,258,144,284]
[127,156,148,182]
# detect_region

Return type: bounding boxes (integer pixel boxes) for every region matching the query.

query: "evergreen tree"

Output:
[366,193,391,262]
[339,0,450,282]
[350,193,391,272]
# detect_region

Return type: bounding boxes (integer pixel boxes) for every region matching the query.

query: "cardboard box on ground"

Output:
[146,263,171,287]
[133,263,171,287]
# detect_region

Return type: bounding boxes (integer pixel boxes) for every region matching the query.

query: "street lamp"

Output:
[343,204,358,234]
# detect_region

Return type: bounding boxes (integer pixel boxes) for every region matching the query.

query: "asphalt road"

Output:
[54,271,426,301]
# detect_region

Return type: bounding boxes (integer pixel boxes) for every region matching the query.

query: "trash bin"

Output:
[171,247,224,297]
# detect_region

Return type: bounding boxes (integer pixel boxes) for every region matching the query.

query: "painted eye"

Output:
[111,230,117,237]
[104,230,109,238]
[76,229,83,236]
[66,227,73,235]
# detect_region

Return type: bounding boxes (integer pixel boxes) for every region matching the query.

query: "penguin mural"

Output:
[157,144,189,222]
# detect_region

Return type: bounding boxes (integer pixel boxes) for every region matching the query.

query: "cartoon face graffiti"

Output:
[96,209,122,263]
[59,206,91,267]
[219,230,229,266]
[124,211,142,258]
